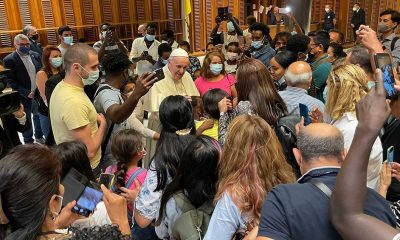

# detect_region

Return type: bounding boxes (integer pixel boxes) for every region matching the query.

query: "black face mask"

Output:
[31,34,39,41]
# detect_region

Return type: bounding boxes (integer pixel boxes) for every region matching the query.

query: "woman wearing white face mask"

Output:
[224,42,240,75]
[195,51,238,106]
[35,46,63,140]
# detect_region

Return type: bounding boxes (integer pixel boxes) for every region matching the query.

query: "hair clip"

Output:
[175,128,192,136]
[0,194,10,224]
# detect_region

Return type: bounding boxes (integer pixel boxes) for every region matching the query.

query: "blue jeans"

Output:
[38,113,50,140]
[22,98,44,143]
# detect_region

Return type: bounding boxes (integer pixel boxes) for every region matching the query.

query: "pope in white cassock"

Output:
[142,48,200,167]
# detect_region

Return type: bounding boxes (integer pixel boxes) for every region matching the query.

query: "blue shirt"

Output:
[279,87,325,116]
[252,44,275,67]
[258,167,396,240]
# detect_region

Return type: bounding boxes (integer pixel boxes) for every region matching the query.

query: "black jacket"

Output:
[29,38,43,56]
[0,114,29,158]
[351,8,366,29]
[3,51,42,100]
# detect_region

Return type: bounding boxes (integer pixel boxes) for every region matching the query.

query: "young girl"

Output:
[195,51,238,107]
[224,42,240,74]
[196,89,229,140]
[105,129,148,222]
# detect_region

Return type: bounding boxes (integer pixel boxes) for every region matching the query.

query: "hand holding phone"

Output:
[372,53,397,98]
[153,68,165,82]
[72,186,103,217]
[299,103,311,126]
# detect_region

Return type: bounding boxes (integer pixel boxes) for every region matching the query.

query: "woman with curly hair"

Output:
[311,64,383,190]
[204,115,296,239]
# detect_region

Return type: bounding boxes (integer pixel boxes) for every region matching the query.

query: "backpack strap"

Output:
[308,178,332,198]
[125,168,145,189]
[391,36,400,52]
[173,192,195,213]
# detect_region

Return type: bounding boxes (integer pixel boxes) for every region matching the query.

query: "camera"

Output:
[0,69,20,116]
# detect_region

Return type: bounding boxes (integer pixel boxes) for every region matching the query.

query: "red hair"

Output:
[41,46,62,76]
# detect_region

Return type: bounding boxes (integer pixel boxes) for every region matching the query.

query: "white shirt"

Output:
[57,44,72,57]
[17,52,36,91]
[129,37,160,76]
[171,40,179,50]
[332,112,383,190]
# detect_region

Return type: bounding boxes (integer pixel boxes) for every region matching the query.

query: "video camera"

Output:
[0,69,20,116]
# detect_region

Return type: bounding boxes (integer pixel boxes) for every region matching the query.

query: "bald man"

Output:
[279,61,325,116]
[141,48,200,167]
[257,123,396,240]
[137,23,147,37]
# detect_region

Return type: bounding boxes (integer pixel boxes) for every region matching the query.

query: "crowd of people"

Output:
[2,3,400,240]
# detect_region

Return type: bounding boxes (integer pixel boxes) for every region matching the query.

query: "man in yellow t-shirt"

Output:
[50,43,106,174]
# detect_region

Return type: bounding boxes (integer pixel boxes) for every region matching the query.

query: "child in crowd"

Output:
[224,42,240,75]
[105,129,148,224]
[195,51,237,107]
[195,89,229,140]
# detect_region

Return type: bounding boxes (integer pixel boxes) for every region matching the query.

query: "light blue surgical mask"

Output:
[210,63,223,75]
[323,86,328,102]
[251,40,263,49]
[145,34,155,42]
[162,58,169,65]
[50,57,63,68]
[78,64,100,86]
[227,22,235,32]
[63,36,73,45]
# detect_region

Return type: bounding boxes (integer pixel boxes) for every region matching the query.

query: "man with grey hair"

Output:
[22,25,42,55]
[345,45,374,82]
[279,61,325,116]
[49,43,106,175]
[257,123,395,240]
[137,23,147,37]
[3,34,43,144]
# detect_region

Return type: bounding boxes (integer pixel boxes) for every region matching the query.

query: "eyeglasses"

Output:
[17,43,30,47]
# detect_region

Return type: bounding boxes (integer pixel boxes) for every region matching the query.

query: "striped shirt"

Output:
[279,86,325,116]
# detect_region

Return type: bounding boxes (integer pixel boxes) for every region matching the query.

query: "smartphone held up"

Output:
[372,53,397,98]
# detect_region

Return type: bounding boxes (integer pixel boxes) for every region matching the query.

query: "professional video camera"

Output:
[0,69,20,116]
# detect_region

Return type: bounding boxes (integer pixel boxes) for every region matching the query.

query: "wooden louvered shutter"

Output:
[345,0,355,42]
[152,0,161,20]
[205,0,213,40]
[166,0,175,31]
[101,0,113,23]
[311,0,321,24]
[82,0,96,42]
[41,0,57,45]
[0,0,11,48]
[119,0,131,48]
[63,0,78,41]
[239,0,245,28]
[192,0,201,51]
[18,0,31,25]
[136,0,145,22]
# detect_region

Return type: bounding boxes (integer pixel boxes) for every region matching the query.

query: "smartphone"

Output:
[211,33,224,46]
[61,168,88,208]
[72,186,103,217]
[373,53,396,98]
[99,173,114,189]
[299,103,310,126]
[153,67,165,81]
[387,146,394,164]
[218,7,229,21]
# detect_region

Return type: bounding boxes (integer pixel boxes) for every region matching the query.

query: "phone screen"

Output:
[72,186,103,217]
[374,53,396,97]
[387,146,394,164]
[99,173,114,189]
[299,103,310,126]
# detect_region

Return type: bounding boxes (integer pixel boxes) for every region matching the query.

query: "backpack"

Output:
[171,192,214,240]
[391,36,399,52]
[106,165,145,221]
[276,115,301,177]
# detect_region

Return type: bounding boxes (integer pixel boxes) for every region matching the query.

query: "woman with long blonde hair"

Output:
[204,115,296,240]
[313,64,383,190]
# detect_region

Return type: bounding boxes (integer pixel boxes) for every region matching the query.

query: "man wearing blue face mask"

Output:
[130,23,161,76]
[50,43,107,176]
[93,23,128,62]
[57,25,74,57]
[211,14,243,53]
[249,23,275,67]
[3,34,42,144]
[152,43,172,70]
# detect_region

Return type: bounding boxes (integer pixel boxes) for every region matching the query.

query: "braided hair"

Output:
[110,129,143,188]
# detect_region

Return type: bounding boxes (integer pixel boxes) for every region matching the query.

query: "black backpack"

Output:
[275,115,301,177]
